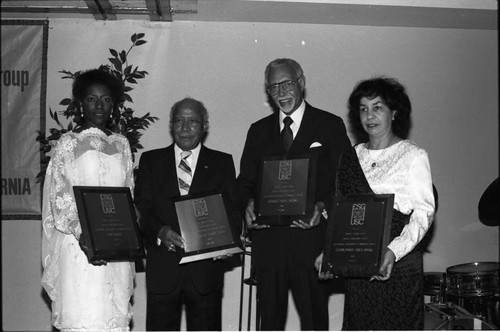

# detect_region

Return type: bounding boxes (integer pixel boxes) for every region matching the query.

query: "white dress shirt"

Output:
[279,99,306,139]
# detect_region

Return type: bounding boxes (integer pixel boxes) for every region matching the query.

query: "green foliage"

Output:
[36,33,159,184]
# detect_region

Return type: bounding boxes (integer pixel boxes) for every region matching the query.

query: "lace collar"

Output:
[76,127,111,137]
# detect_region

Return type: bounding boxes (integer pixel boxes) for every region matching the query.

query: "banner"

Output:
[1,20,48,219]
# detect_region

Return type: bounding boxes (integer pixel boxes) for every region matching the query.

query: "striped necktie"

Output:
[178,150,192,195]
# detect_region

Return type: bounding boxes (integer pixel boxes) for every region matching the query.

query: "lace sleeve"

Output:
[43,135,81,239]
[387,149,435,261]
[123,139,135,195]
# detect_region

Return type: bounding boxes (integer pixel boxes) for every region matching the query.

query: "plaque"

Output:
[174,192,243,264]
[321,194,394,277]
[255,154,317,225]
[73,186,145,262]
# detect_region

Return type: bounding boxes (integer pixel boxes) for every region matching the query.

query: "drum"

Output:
[446,262,499,298]
[424,272,447,303]
[427,316,496,330]
[446,295,500,329]
[425,303,496,330]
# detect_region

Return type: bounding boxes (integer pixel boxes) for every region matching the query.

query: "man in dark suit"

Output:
[134,97,238,331]
[237,58,352,330]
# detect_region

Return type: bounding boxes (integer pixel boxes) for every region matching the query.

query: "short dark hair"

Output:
[72,68,124,103]
[264,58,304,84]
[348,77,412,140]
[170,97,209,123]
[72,69,124,127]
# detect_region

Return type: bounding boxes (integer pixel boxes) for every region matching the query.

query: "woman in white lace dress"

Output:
[41,69,135,331]
[317,77,435,330]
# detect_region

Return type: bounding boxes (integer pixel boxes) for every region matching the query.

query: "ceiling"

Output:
[1,0,193,21]
[1,0,497,29]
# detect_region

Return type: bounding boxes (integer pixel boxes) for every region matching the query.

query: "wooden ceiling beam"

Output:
[84,0,117,20]
[1,1,197,21]
[145,0,172,21]
[1,6,92,15]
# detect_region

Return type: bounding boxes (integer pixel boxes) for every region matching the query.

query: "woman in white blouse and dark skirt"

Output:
[317,77,435,330]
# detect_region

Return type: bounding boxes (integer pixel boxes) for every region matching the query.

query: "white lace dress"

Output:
[355,139,435,261]
[41,128,135,332]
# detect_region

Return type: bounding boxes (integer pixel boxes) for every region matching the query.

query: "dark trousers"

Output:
[146,266,222,331]
[256,267,329,330]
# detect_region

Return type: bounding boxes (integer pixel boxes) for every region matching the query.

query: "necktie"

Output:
[282,116,293,152]
[178,150,192,195]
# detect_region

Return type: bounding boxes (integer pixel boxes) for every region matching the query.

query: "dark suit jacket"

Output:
[134,144,238,295]
[237,102,352,270]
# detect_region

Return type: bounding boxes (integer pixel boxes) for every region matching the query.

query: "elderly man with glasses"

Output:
[237,58,352,330]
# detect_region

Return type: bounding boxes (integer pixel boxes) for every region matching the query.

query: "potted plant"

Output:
[36,33,158,184]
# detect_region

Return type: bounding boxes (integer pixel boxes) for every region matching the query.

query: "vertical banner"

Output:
[1,20,48,219]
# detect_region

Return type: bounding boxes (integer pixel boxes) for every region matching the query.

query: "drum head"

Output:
[447,262,499,274]
[446,262,499,297]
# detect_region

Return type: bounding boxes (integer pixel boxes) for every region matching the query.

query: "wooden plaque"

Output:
[255,154,317,226]
[73,186,145,262]
[173,192,242,264]
[321,194,394,277]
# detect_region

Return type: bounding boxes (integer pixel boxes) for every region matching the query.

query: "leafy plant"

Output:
[36,33,158,184]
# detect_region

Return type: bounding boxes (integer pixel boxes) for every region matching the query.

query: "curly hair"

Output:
[347,77,412,141]
[73,69,124,102]
[72,69,124,125]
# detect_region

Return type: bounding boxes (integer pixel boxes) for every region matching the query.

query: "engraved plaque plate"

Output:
[174,192,242,264]
[321,194,393,277]
[255,154,316,225]
[73,186,145,262]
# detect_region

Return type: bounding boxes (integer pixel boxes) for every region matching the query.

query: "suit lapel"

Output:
[289,103,317,153]
[190,146,209,193]
[270,112,287,155]
[160,145,181,197]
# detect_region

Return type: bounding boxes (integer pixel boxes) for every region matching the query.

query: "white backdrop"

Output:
[2,18,498,331]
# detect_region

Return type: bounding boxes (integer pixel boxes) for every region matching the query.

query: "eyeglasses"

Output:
[171,118,203,128]
[266,76,302,95]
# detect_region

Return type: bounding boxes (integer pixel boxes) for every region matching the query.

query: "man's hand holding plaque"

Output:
[158,225,185,252]
[246,198,324,230]
[158,225,234,263]
[245,199,270,230]
[174,192,243,264]
[290,201,324,229]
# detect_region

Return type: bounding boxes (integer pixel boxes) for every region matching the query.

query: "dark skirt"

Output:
[342,211,424,330]
[337,148,425,330]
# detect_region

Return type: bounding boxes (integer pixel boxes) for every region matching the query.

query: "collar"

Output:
[174,143,201,169]
[279,99,306,132]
